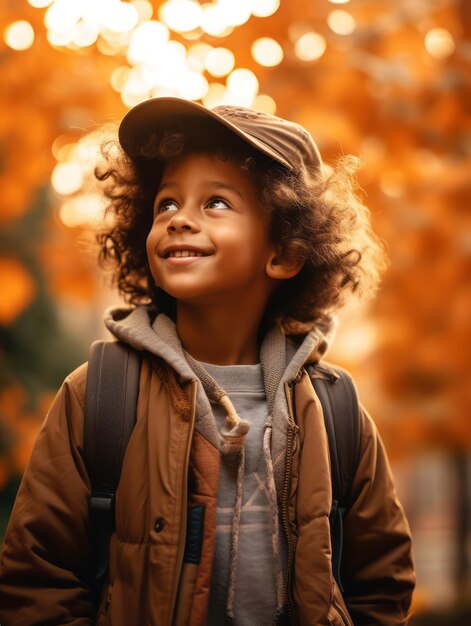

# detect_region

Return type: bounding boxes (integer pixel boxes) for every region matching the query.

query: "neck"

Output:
[176,301,266,365]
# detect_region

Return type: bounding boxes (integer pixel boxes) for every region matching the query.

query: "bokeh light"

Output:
[28,0,54,7]
[249,0,280,18]
[59,194,107,227]
[176,71,209,100]
[203,82,228,107]
[4,21,35,51]
[39,0,155,51]
[159,0,203,33]
[294,32,327,61]
[425,28,455,59]
[205,47,235,77]
[327,10,356,35]
[44,0,82,34]
[72,21,99,47]
[218,0,252,27]
[226,68,259,106]
[51,136,77,162]
[126,20,169,64]
[51,162,84,195]
[103,2,139,33]
[121,83,149,107]
[131,0,153,22]
[47,29,73,47]
[251,37,284,67]
[252,93,276,114]
[20,0,286,121]
[187,42,213,71]
[201,3,233,37]
[110,66,131,92]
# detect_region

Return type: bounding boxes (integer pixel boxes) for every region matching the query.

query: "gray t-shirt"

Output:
[202,362,280,626]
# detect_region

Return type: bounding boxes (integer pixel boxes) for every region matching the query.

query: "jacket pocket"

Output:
[328,582,353,626]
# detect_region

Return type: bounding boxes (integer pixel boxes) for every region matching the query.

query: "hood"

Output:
[104,305,337,494]
[104,306,336,375]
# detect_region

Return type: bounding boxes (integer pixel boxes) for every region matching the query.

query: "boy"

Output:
[0,98,415,625]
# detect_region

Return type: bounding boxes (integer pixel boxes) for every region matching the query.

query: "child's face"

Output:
[146,152,277,310]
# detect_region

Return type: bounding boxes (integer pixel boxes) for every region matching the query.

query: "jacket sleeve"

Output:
[341,407,415,626]
[0,364,95,626]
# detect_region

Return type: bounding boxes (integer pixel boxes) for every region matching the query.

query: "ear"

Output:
[266,249,304,281]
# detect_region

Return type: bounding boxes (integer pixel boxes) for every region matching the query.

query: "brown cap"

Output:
[118,97,322,176]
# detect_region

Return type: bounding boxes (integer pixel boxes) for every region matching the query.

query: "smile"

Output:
[166,250,205,258]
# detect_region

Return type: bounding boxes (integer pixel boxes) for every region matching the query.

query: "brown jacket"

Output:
[0,356,415,625]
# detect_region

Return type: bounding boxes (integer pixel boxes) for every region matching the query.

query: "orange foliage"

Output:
[0,385,55,487]
[0,258,36,325]
[0,0,469,459]
[40,224,97,302]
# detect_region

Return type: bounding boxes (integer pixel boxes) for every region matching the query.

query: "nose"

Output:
[166,210,200,234]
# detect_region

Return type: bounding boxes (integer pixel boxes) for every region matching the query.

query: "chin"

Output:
[159,286,207,302]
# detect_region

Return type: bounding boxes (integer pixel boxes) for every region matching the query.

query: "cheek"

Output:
[146,226,157,256]
[238,223,273,257]
[146,228,160,279]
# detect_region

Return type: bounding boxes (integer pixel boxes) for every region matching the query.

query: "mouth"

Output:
[165,249,206,258]
[161,244,212,259]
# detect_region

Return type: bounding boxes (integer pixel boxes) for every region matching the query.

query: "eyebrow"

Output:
[157,181,244,200]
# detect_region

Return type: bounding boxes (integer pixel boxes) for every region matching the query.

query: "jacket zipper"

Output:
[281,381,300,626]
[169,380,198,625]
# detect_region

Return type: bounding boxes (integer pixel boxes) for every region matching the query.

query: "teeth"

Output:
[168,250,203,258]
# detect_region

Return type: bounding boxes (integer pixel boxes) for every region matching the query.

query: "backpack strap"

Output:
[308,362,361,592]
[83,340,141,606]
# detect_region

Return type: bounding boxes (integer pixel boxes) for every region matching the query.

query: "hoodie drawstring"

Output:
[184,352,251,455]
[184,352,252,620]
[184,351,285,621]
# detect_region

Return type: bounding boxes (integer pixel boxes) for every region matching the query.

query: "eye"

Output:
[206,197,230,210]
[156,198,179,214]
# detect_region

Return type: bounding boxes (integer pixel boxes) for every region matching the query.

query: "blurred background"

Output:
[1,0,470,622]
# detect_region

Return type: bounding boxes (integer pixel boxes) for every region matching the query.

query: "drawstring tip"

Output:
[220,419,250,455]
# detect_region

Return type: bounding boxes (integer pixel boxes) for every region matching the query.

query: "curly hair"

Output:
[95,117,387,331]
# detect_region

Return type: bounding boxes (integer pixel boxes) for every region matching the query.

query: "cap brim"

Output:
[118,97,293,170]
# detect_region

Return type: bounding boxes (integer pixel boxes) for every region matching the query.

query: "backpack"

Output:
[83,340,361,607]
